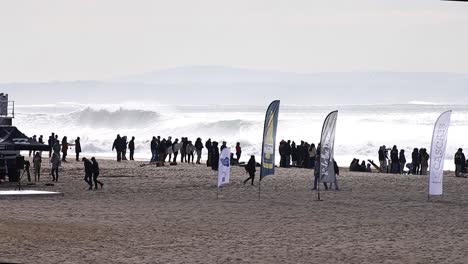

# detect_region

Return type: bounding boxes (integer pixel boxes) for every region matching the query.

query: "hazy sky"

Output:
[1,0,467,82]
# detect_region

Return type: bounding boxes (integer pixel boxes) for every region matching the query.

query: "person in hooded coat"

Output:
[211,141,219,171]
[411,148,420,175]
[390,145,399,174]
[75,137,82,161]
[82,157,93,189]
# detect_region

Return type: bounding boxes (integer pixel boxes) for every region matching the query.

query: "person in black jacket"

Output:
[399,149,406,174]
[82,157,93,190]
[205,139,212,167]
[91,157,103,189]
[390,145,399,174]
[172,138,180,163]
[158,139,167,166]
[150,137,157,162]
[75,137,82,161]
[454,148,466,177]
[195,138,204,164]
[211,141,219,171]
[243,155,256,185]
[121,136,128,161]
[411,148,420,175]
[129,136,135,161]
[112,135,122,162]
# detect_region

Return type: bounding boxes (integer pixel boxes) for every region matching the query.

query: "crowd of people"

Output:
[377,145,430,175]
[278,140,317,169]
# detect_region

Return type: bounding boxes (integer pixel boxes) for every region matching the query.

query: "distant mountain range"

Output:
[1,66,467,105]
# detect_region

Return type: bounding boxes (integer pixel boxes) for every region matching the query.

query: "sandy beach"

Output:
[0,158,467,264]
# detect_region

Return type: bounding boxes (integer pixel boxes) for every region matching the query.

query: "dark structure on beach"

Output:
[0,93,49,182]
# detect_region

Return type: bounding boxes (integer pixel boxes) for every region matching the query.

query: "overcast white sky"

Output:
[1,0,467,82]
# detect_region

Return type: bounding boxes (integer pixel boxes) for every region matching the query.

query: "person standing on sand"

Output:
[158,139,167,166]
[75,137,82,161]
[454,148,466,177]
[48,132,55,158]
[150,136,157,162]
[399,149,406,174]
[195,138,203,164]
[112,135,122,162]
[328,160,340,191]
[243,155,256,185]
[411,148,420,175]
[91,157,104,189]
[33,152,42,182]
[211,141,219,171]
[390,145,399,174]
[82,157,93,189]
[61,136,69,162]
[121,136,128,161]
[312,144,329,190]
[378,146,388,173]
[50,152,61,182]
[308,143,317,169]
[180,137,188,163]
[235,142,242,162]
[129,136,135,161]
[420,148,429,175]
[205,138,212,167]
[186,141,195,164]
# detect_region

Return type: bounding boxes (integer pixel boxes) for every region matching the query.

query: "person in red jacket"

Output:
[235,142,242,162]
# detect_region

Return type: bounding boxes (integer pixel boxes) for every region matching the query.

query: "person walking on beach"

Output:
[195,138,203,164]
[75,137,82,161]
[454,148,466,177]
[235,142,242,162]
[243,155,256,185]
[420,148,429,175]
[112,135,122,162]
[82,157,93,189]
[205,138,212,167]
[33,152,42,182]
[91,157,104,189]
[50,152,61,182]
[411,148,420,175]
[399,149,406,174]
[129,136,135,161]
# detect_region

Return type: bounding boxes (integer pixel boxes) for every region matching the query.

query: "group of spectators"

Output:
[279,140,317,169]
[112,135,135,162]
[378,145,430,175]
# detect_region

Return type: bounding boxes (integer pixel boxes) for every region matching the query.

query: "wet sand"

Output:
[1,159,467,264]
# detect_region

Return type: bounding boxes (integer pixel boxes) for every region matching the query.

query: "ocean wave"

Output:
[67,108,160,128]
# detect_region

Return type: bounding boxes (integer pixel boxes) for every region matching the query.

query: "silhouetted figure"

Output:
[308,143,317,169]
[243,155,256,185]
[129,136,135,161]
[378,146,388,173]
[121,136,128,161]
[195,138,203,164]
[399,149,406,174]
[112,135,122,162]
[50,152,60,182]
[390,145,399,174]
[455,148,466,177]
[33,152,42,182]
[285,140,292,168]
[91,157,104,189]
[82,157,93,189]
[48,133,55,158]
[158,139,167,166]
[75,137,82,161]
[411,148,420,175]
[211,141,219,171]
[166,136,173,162]
[205,139,212,167]
[279,140,286,167]
[328,160,340,191]
[235,142,242,162]
[172,138,181,163]
[291,141,298,166]
[61,136,69,162]
[150,137,157,162]
[220,141,227,152]
[186,141,195,164]
[420,148,430,175]
[29,135,37,157]
[181,137,188,163]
